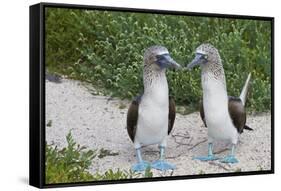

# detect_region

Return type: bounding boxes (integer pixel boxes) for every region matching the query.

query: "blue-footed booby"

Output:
[187,43,252,164]
[127,45,180,171]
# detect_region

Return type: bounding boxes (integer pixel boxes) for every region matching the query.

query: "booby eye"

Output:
[156,53,169,60]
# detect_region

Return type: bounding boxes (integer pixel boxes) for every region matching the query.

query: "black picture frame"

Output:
[30,2,274,188]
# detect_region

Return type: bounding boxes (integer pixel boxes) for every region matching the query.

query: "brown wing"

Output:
[228,96,246,134]
[199,100,207,127]
[126,96,141,142]
[199,97,246,133]
[168,97,176,135]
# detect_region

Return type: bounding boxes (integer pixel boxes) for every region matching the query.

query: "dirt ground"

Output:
[46,78,271,177]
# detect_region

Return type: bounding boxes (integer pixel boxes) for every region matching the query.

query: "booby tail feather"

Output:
[244,125,253,131]
[239,73,251,106]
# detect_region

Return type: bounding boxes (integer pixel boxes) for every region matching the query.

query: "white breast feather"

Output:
[202,75,238,144]
[135,78,169,146]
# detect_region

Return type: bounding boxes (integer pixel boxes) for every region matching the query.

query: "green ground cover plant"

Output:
[46,132,152,184]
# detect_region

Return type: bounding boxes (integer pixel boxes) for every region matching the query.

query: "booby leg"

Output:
[193,143,220,161]
[220,144,238,164]
[151,146,175,171]
[132,148,150,172]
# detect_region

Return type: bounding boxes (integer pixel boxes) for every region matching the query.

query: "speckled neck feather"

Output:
[143,62,166,93]
[200,46,226,90]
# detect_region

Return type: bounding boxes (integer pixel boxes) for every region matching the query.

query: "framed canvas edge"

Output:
[29,2,275,189]
[42,2,274,20]
[29,3,45,188]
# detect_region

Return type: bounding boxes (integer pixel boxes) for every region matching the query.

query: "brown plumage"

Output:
[126,96,176,142]
[126,96,141,142]
[168,96,176,135]
[199,96,252,133]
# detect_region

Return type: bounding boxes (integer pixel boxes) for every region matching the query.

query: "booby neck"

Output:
[140,45,180,101]
[201,53,227,93]
[143,63,168,97]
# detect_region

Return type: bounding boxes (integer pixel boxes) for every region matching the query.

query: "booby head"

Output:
[187,43,220,70]
[144,45,181,71]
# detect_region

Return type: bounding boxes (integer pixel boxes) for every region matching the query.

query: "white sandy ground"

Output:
[46,78,271,178]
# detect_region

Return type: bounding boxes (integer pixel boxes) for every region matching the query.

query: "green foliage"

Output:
[46,132,96,184]
[46,8,271,112]
[46,132,152,184]
[46,120,52,127]
[235,168,242,172]
[144,166,153,178]
[93,169,140,180]
[98,148,119,159]
[198,170,205,174]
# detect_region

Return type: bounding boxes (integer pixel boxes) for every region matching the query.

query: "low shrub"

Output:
[46,8,271,112]
[45,132,96,183]
[45,132,152,184]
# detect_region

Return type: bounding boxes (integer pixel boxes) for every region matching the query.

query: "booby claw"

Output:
[220,155,238,164]
[193,155,220,161]
[132,161,150,172]
[151,160,175,171]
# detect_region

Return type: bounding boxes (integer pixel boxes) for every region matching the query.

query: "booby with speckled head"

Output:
[187,43,252,164]
[126,45,181,171]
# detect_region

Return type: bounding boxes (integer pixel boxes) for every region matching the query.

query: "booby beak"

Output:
[156,54,181,69]
[186,53,207,70]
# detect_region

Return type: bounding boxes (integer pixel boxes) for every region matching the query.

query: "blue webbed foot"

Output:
[151,160,175,171]
[193,155,220,161]
[194,143,219,162]
[220,155,238,164]
[132,161,150,172]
